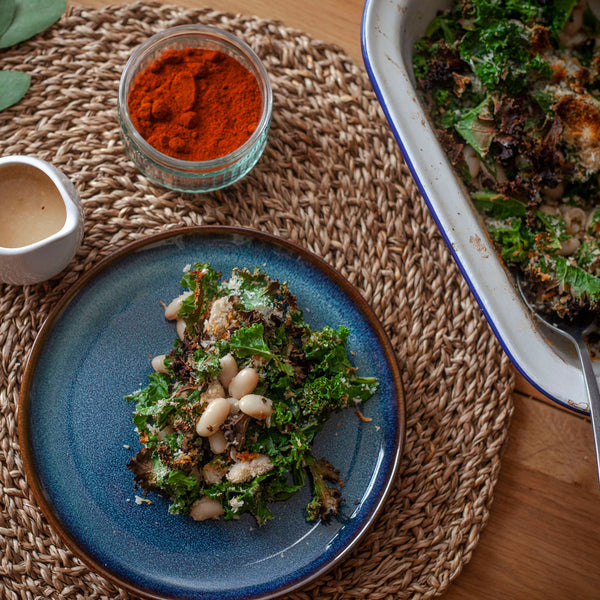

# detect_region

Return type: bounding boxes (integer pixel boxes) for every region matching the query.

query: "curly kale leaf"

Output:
[536,211,569,247]
[127,447,156,489]
[160,468,203,514]
[127,450,202,514]
[472,192,533,264]
[471,0,541,24]
[126,371,171,432]
[304,325,352,372]
[454,97,496,159]
[459,21,551,93]
[554,257,600,300]
[226,267,288,311]
[180,262,221,298]
[305,454,341,521]
[472,191,527,219]
[229,323,294,377]
[229,323,273,359]
[442,0,561,95]
[486,217,534,264]
[299,324,378,422]
[178,263,222,327]
[193,347,222,381]
[299,373,377,424]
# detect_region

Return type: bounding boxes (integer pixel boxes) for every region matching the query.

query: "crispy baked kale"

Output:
[126,264,378,525]
[305,455,342,521]
[413,0,600,318]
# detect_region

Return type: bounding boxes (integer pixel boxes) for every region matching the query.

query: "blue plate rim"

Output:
[18,225,406,600]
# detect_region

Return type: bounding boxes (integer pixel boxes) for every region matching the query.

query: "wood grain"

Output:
[66,0,600,597]
[443,393,600,599]
[71,0,366,62]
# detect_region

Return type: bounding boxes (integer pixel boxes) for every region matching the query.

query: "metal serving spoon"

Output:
[516,274,600,485]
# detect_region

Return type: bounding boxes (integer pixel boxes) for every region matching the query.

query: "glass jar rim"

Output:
[118,24,273,171]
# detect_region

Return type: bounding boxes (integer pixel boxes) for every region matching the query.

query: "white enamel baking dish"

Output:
[361,0,596,413]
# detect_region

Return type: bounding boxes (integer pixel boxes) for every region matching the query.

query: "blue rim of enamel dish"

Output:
[360,0,586,415]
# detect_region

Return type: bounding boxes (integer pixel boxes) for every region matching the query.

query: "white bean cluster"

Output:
[152,295,275,440]
[190,358,275,521]
[539,202,591,257]
[195,357,274,440]
[151,291,277,521]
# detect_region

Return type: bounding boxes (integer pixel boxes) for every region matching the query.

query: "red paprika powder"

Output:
[128,47,262,161]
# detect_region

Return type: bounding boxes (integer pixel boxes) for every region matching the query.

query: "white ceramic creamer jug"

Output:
[0,155,84,285]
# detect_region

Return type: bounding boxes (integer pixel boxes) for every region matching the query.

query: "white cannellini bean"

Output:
[203,461,226,484]
[208,430,228,454]
[176,318,186,340]
[563,1,584,37]
[190,497,223,521]
[463,145,480,179]
[541,182,565,202]
[228,367,259,399]
[164,291,193,320]
[495,163,508,185]
[586,209,600,232]
[156,424,174,441]
[539,204,560,216]
[558,237,581,256]
[151,354,169,374]
[219,354,238,389]
[196,397,230,437]
[563,207,587,235]
[239,394,273,420]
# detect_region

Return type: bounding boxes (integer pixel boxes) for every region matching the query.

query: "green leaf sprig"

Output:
[0,0,66,112]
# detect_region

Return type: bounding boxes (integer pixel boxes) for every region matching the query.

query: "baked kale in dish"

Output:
[413,0,600,318]
[126,264,378,525]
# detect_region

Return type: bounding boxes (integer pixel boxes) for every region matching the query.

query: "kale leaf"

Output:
[126,265,378,526]
[554,257,600,299]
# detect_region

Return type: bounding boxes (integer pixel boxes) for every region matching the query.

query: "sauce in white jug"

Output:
[0,163,66,248]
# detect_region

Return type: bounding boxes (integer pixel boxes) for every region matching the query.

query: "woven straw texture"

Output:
[0,3,514,599]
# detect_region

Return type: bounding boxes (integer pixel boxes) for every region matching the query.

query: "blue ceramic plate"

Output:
[19,226,405,600]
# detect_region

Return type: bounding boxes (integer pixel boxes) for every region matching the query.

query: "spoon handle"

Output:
[573,334,600,487]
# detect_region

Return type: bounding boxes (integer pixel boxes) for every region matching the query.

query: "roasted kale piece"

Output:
[126,264,378,525]
[413,0,600,316]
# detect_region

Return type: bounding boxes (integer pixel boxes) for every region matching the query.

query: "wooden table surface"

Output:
[70,0,600,597]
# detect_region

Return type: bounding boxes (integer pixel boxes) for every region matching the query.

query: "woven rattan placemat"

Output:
[0,3,514,599]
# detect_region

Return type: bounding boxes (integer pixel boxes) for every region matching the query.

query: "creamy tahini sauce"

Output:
[0,163,66,248]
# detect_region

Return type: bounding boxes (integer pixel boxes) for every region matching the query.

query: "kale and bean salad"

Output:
[126,263,378,526]
[413,0,600,319]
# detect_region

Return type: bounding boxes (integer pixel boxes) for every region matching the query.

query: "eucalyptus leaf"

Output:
[0,0,16,39]
[0,70,30,111]
[0,0,66,49]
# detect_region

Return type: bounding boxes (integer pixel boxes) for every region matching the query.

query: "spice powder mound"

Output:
[128,47,263,161]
